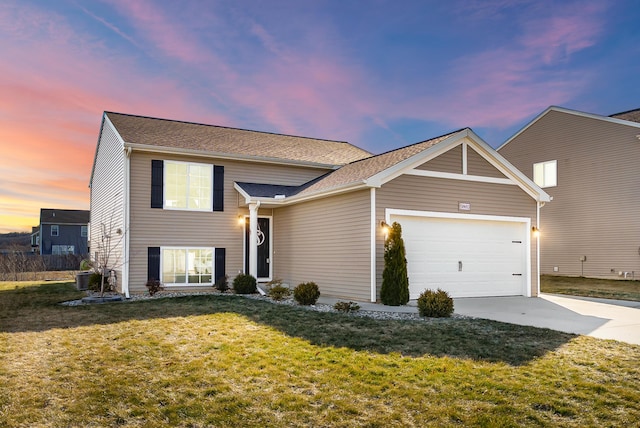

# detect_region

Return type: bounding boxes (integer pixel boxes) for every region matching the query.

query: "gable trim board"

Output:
[91,112,549,301]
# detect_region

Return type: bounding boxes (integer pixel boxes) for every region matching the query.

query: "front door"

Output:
[244,217,271,279]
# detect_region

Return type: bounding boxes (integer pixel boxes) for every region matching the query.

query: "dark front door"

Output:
[245,217,270,278]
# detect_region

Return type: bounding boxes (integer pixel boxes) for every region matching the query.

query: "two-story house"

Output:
[90,112,549,301]
[36,208,90,256]
[498,106,640,279]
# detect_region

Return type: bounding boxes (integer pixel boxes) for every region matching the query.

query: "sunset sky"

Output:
[1,0,639,233]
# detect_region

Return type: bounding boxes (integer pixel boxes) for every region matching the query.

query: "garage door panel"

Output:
[391,215,527,298]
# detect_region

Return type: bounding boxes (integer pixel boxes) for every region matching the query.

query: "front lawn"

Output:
[541,275,640,301]
[1,281,639,427]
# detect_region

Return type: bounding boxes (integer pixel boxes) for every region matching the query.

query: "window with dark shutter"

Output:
[151,160,164,208]
[213,165,224,212]
[148,247,161,281]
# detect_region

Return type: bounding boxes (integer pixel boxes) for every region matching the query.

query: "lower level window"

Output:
[162,247,213,285]
[52,245,74,255]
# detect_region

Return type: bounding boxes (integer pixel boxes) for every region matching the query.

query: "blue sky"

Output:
[1,0,639,232]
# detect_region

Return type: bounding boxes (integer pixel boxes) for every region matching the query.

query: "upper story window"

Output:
[165,161,213,211]
[81,225,88,238]
[533,160,557,188]
[51,225,59,236]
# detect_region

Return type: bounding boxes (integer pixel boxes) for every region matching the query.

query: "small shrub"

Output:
[214,275,229,292]
[417,288,454,318]
[233,273,257,294]
[269,284,291,301]
[145,278,164,296]
[293,282,320,305]
[333,301,360,313]
[88,272,104,291]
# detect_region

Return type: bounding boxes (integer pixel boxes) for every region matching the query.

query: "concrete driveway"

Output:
[453,294,640,345]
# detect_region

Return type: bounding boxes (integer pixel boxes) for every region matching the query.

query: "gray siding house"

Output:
[90,112,549,300]
[498,106,640,279]
[36,209,90,256]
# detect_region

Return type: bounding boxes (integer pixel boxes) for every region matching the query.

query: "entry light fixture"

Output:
[380,221,390,234]
[238,215,245,226]
[531,226,541,237]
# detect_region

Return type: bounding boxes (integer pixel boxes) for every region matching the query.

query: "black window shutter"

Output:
[215,248,226,283]
[213,165,224,212]
[148,247,161,281]
[151,160,164,208]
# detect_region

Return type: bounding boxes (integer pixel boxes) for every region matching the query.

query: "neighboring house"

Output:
[31,226,39,252]
[498,106,640,279]
[36,209,90,256]
[90,112,549,301]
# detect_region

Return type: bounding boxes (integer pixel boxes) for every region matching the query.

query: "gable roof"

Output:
[498,106,640,151]
[236,128,550,204]
[105,112,371,167]
[610,108,640,124]
[40,209,90,225]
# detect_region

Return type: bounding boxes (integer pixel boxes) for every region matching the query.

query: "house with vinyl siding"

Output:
[90,112,550,301]
[497,106,640,279]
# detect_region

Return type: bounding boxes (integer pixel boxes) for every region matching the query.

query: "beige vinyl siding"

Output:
[467,146,508,178]
[415,144,462,173]
[499,110,640,278]
[376,174,539,297]
[127,151,331,293]
[89,118,126,290]
[273,190,371,300]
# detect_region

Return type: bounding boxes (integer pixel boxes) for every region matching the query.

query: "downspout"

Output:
[370,188,377,302]
[536,201,543,297]
[123,147,131,298]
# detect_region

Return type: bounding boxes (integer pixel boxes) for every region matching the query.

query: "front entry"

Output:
[244,217,271,279]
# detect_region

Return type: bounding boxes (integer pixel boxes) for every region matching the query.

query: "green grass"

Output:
[1,281,639,427]
[541,275,640,301]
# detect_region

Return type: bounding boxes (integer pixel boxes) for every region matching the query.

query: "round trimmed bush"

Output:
[233,273,257,294]
[417,288,454,318]
[293,282,320,305]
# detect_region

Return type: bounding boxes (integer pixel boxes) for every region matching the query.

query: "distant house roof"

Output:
[105,112,371,167]
[40,209,90,225]
[609,108,640,124]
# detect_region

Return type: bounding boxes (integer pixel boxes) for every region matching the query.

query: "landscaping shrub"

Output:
[333,301,360,313]
[233,273,257,294]
[214,275,229,292]
[380,221,410,306]
[145,278,163,296]
[268,284,291,301]
[417,288,454,318]
[87,272,104,292]
[293,282,320,305]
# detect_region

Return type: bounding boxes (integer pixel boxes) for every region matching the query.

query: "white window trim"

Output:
[163,160,213,211]
[51,225,59,236]
[81,225,88,238]
[533,160,557,188]
[160,246,215,286]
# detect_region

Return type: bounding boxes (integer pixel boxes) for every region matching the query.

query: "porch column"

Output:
[248,202,259,278]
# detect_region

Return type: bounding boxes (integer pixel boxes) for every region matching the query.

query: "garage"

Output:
[389,212,530,298]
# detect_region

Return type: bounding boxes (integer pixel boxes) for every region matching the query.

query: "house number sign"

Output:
[458,202,471,211]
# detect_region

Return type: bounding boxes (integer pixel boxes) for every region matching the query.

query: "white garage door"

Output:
[390,214,528,298]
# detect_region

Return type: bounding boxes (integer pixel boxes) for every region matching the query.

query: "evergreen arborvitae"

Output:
[380,221,409,305]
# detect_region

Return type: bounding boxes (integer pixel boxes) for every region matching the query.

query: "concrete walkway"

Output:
[317,294,640,345]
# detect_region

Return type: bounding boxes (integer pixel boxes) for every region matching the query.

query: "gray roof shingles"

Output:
[238,130,462,199]
[106,112,371,166]
[610,108,640,124]
[40,209,90,224]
